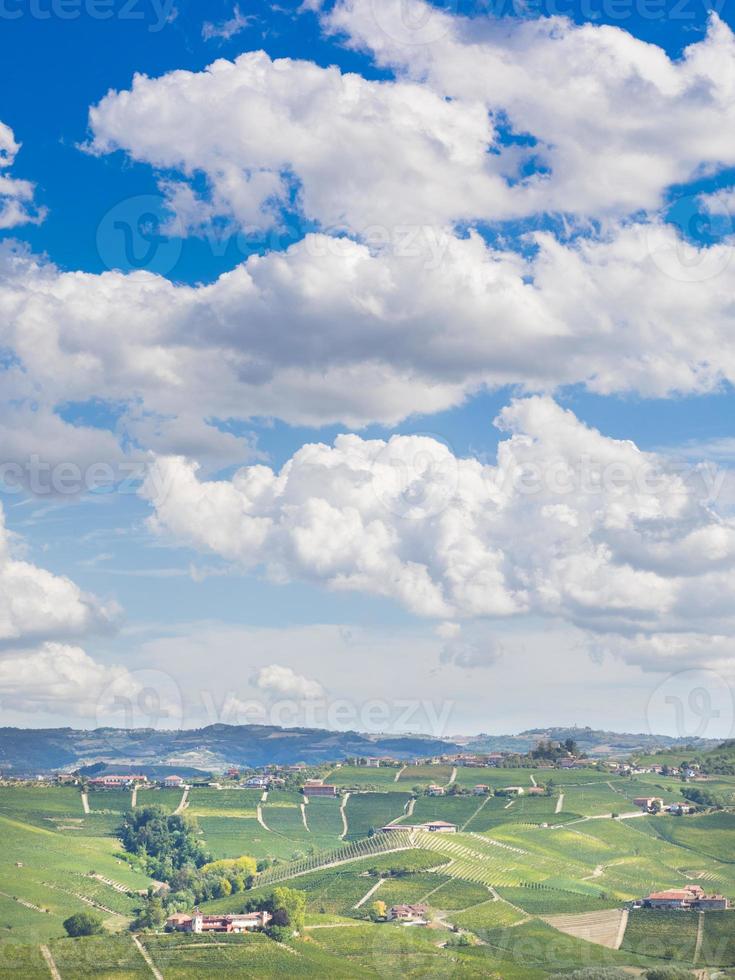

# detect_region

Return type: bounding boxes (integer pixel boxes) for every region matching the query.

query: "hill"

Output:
[0,724,462,774]
[465,726,721,757]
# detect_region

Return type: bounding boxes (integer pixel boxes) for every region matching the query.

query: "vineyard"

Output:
[0,772,734,976]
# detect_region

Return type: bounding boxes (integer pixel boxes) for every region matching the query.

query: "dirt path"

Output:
[504,798,515,810]
[447,767,457,786]
[40,944,61,980]
[173,788,189,815]
[353,877,384,909]
[530,775,537,787]
[131,785,138,808]
[405,796,416,818]
[256,804,270,832]
[339,792,350,838]
[693,911,704,965]
[300,802,309,832]
[461,794,489,831]
[394,765,406,782]
[582,863,605,881]
[555,793,564,814]
[80,791,90,815]
[614,909,629,950]
[132,935,164,980]
[261,790,268,803]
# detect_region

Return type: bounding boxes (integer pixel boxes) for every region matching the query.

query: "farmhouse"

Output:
[667,802,696,815]
[387,903,428,922]
[423,820,457,833]
[303,779,337,797]
[166,910,272,933]
[379,821,457,834]
[473,784,490,795]
[633,796,664,811]
[501,786,525,796]
[245,776,269,788]
[642,885,729,910]
[163,775,185,788]
[89,774,146,787]
[426,785,445,796]
[527,786,546,795]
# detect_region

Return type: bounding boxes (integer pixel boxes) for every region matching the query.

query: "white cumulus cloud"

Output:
[0,121,45,230]
[253,663,326,700]
[0,505,117,645]
[141,396,735,668]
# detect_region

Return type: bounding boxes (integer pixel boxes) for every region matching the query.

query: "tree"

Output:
[370,900,387,921]
[63,911,105,937]
[269,886,306,938]
[132,895,166,930]
[119,806,210,880]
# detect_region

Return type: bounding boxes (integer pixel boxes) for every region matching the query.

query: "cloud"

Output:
[202,4,254,41]
[86,13,735,230]
[141,396,735,670]
[4,217,735,467]
[0,504,118,645]
[0,121,45,230]
[439,633,505,670]
[325,1,735,220]
[253,663,326,699]
[0,642,150,718]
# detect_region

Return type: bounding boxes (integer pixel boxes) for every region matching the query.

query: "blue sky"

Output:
[1,0,735,739]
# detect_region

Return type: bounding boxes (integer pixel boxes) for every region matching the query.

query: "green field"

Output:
[326,766,401,788]
[1,774,734,976]
[344,792,411,839]
[396,764,454,785]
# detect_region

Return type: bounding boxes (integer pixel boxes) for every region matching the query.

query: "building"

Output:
[473,784,490,795]
[387,904,428,922]
[167,910,272,933]
[643,885,728,911]
[302,779,337,797]
[667,802,696,815]
[364,758,381,767]
[426,785,445,796]
[501,786,525,796]
[163,775,185,788]
[88,774,146,787]
[379,821,456,834]
[633,796,664,811]
[527,786,546,795]
[245,776,269,788]
[422,820,457,833]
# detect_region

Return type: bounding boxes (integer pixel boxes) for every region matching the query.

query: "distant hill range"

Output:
[0,724,463,775]
[0,723,722,775]
[464,726,721,757]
